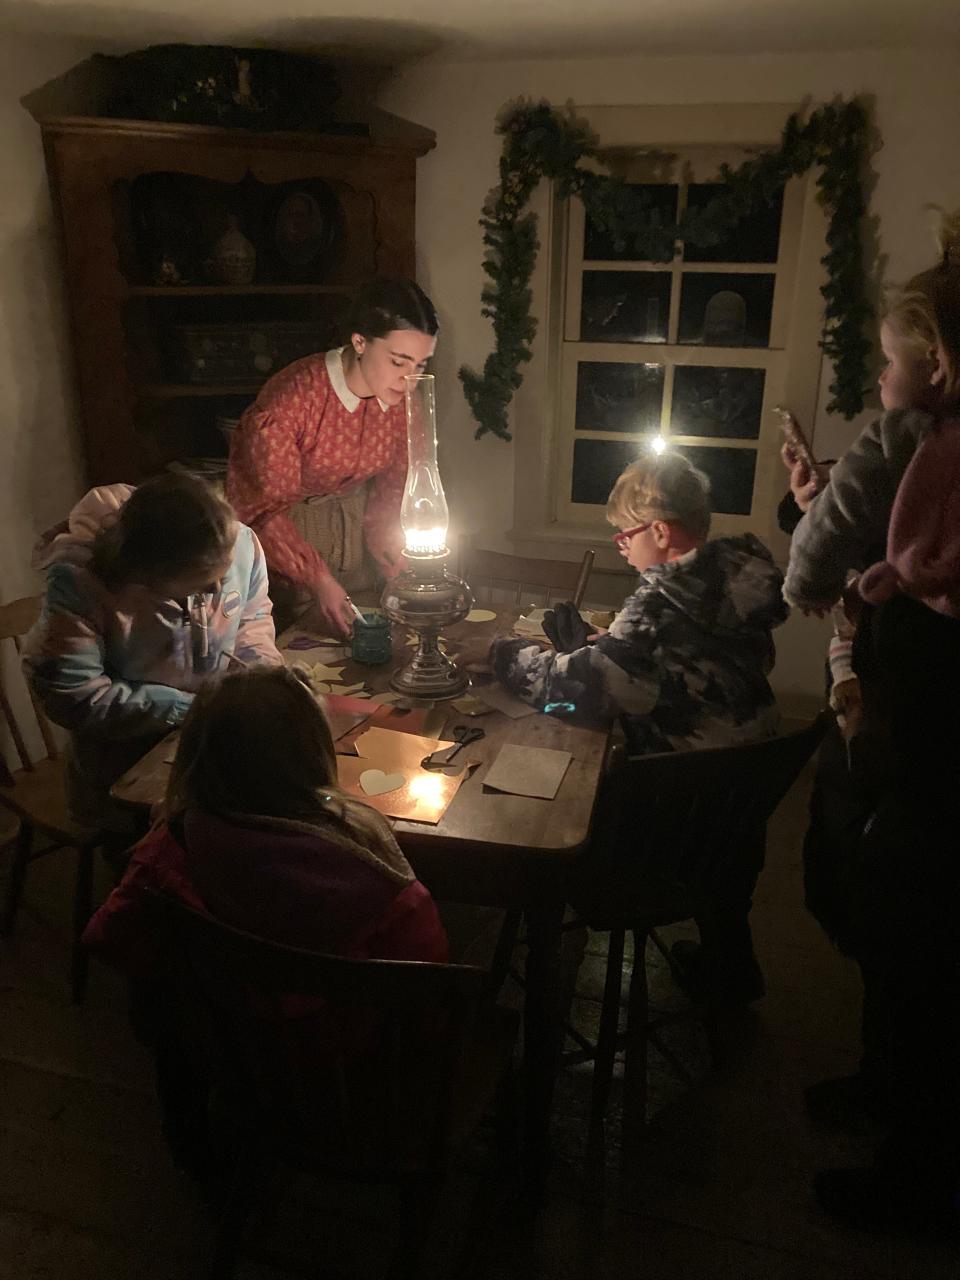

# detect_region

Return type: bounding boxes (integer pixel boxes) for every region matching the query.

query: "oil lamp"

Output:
[380,373,473,699]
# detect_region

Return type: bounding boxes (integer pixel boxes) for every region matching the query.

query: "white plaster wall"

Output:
[0,33,91,605]
[380,47,960,710]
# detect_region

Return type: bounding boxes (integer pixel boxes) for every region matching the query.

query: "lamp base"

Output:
[381,555,474,701]
[389,642,470,700]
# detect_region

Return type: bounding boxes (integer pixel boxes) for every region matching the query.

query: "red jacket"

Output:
[83,811,448,979]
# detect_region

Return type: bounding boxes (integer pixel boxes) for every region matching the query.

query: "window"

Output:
[509,106,827,560]
[557,144,812,534]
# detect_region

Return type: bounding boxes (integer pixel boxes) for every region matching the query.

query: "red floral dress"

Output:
[226,348,407,591]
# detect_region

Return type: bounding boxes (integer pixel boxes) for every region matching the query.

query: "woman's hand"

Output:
[780,441,830,512]
[313,577,356,639]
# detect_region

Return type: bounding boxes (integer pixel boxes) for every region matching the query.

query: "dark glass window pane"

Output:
[675,445,757,515]
[575,362,664,434]
[580,271,672,343]
[584,184,679,261]
[677,273,774,347]
[571,439,641,505]
[671,366,766,439]
[683,184,783,263]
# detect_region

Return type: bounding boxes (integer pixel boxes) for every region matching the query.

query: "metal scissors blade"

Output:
[420,725,485,771]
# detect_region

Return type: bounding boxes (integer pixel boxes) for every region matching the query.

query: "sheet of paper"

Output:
[474,683,538,719]
[337,726,465,824]
[482,744,572,800]
[513,607,549,640]
[322,693,376,744]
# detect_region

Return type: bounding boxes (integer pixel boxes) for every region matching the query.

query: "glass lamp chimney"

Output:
[401,373,449,557]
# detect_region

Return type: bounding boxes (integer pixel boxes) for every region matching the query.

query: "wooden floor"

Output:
[1,766,956,1278]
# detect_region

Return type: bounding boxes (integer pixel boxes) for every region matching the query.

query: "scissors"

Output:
[421,725,485,772]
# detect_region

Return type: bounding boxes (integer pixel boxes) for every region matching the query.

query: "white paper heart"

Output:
[359,769,406,796]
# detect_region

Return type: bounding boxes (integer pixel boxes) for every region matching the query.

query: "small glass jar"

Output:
[351,611,393,665]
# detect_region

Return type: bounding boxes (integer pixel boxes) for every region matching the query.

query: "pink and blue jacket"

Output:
[23,485,282,827]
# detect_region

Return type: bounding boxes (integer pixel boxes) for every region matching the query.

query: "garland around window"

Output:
[460,97,873,441]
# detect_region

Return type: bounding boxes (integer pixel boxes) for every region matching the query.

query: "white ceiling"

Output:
[1,0,957,61]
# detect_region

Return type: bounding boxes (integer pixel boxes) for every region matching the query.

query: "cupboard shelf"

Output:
[39,112,433,483]
[127,283,354,297]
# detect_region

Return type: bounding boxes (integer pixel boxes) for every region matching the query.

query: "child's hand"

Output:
[780,441,830,511]
[831,677,863,742]
[542,602,591,653]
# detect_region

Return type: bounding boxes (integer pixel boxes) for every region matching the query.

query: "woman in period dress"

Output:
[226,279,439,636]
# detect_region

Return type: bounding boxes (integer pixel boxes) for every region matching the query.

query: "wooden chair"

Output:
[565,714,829,1141]
[0,596,103,1003]
[458,538,595,610]
[151,892,519,1280]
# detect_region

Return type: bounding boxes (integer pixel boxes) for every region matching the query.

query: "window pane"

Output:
[677,273,774,347]
[584,184,679,261]
[571,439,641,505]
[675,445,757,515]
[580,271,671,343]
[575,362,664,434]
[671,365,766,439]
[683,183,784,263]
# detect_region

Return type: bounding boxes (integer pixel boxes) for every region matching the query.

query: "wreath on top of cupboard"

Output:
[460,97,874,441]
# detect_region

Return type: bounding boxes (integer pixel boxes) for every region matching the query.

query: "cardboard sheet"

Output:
[337,726,469,825]
[482,744,572,800]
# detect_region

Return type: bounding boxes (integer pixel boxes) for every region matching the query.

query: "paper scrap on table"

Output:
[322,693,375,745]
[452,694,494,717]
[474,683,538,719]
[369,691,401,706]
[465,608,497,623]
[338,725,466,824]
[483,744,572,800]
[513,607,549,640]
[308,662,346,681]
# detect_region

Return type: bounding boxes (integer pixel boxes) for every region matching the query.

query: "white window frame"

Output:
[509,103,829,571]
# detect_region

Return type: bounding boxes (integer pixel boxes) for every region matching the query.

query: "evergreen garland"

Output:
[461,98,874,441]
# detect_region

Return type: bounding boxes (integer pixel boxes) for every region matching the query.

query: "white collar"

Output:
[326,347,390,414]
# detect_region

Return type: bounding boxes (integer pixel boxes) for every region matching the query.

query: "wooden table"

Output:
[112,608,612,1199]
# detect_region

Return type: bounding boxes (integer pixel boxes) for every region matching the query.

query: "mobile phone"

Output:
[773,405,816,471]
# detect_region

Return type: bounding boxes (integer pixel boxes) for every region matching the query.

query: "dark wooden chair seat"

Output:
[150,892,519,1279]
[565,714,829,1141]
[0,595,103,1002]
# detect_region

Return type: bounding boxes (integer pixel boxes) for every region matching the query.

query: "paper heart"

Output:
[359,769,406,796]
[465,608,497,623]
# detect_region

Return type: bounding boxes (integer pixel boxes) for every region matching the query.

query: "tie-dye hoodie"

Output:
[491,534,788,756]
[23,484,282,828]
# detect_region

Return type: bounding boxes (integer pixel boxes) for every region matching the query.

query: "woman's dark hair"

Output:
[345,278,439,341]
[166,665,394,850]
[91,473,237,591]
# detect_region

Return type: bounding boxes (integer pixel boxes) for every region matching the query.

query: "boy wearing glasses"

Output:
[491,452,788,756]
[491,453,789,1004]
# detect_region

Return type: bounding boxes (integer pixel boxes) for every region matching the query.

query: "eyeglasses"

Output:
[612,522,651,551]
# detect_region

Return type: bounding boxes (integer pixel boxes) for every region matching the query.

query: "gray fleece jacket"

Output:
[783,408,935,610]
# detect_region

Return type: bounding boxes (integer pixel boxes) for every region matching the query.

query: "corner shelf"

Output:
[127,283,353,297]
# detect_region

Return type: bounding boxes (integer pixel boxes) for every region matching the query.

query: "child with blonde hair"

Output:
[783,211,960,1235]
[492,451,788,1005]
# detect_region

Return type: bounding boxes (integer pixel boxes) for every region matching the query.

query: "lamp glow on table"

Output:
[380,373,474,699]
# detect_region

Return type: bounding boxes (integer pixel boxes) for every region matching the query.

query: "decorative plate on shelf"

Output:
[266,180,342,283]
